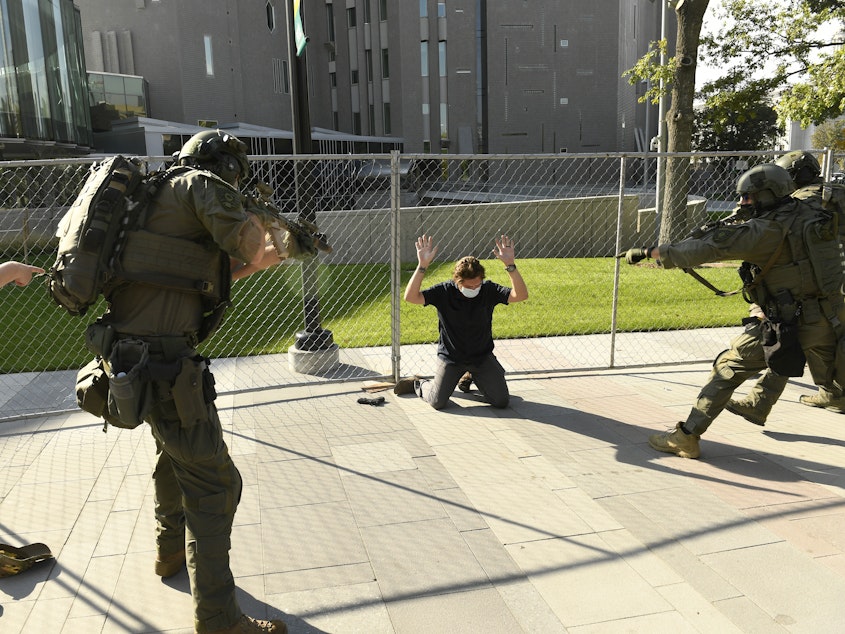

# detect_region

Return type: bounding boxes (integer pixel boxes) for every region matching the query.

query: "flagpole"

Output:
[284,0,337,367]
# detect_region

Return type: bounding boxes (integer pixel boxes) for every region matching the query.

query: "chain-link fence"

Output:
[1,149,841,420]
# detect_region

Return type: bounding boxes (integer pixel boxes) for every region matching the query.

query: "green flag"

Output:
[293,0,308,56]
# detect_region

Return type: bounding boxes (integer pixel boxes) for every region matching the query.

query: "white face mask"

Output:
[460,286,480,299]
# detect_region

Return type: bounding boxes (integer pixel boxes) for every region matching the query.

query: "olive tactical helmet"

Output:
[736,164,795,211]
[775,150,821,188]
[177,129,249,185]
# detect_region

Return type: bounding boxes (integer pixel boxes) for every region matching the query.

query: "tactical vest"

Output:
[751,195,845,323]
[51,160,231,342]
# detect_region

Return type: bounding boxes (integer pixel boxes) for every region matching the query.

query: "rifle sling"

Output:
[682,222,791,298]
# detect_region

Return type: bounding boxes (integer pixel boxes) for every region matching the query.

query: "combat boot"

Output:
[648,423,701,459]
[725,399,766,426]
[154,548,185,578]
[204,614,287,634]
[457,372,473,393]
[799,392,845,413]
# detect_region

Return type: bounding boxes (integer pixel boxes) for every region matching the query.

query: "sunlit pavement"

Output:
[2,355,845,633]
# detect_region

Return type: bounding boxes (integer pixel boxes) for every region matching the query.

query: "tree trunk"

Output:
[660,0,709,245]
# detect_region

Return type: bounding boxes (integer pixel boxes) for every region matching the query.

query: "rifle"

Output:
[244,182,333,258]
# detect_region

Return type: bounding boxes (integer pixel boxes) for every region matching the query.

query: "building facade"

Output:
[75,0,665,155]
[0,0,92,159]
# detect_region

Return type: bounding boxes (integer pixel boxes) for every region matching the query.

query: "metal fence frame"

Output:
[1,148,841,420]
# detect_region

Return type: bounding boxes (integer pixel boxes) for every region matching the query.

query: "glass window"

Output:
[420,41,428,76]
[266,2,275,31]
[351,69,359,84]
[440,102,448,138]
[87,73,105,103]
[347,7,356,28]
[353,111,361,134]
[439,41,446,77]
[366,50,373,82]
[383,102,391,134]
[420,0,427,18]
[326,4,335,40]
[330,71,337,88]
[17,0,51,139]
[204,35,214,76]
[381,48,389,79]
[438,2,445,17]
[379,0,387,20]
[364,0,371,24]
[368,104,375,133]
[103,74,125,95]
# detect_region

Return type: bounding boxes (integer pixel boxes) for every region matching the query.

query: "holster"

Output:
[760,319,806,377]
[171,355,215,427]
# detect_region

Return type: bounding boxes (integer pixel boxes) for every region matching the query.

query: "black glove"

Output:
[357,396,385,406]
[617,247,652,265]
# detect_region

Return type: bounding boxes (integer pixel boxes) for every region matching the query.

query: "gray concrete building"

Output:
[75,0,667,155]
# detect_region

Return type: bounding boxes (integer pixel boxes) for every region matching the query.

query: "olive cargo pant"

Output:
[685,321,789,435]
[146,342,243,633]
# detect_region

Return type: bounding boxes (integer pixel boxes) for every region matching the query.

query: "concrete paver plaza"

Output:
[2,356,845,632]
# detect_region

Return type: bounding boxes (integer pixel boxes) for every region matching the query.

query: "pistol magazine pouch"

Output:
[172,355,213,427]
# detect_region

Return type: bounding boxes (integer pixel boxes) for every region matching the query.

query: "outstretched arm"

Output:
[404,234,438,305]
[492,234,528,303]
[0,261,44,287]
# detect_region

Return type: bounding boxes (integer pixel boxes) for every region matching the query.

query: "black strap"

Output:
[683,218,794,298]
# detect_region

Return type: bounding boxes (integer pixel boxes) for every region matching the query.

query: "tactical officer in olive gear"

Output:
[93,130,287,633]
[726,151,830,422]
[621,163,845,458]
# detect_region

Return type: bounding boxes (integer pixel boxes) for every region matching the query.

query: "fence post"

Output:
[823,147,834,181]
[390,150,403,381]
[609,155,628,368]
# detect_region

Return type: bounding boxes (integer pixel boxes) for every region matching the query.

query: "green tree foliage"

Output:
[700,0,845,128]
[693,79,785,151]
[811,118,845,152]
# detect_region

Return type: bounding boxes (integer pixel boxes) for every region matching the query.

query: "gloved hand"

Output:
[283,220,322,260]
[617,247,652,265]
[244,184,333,260]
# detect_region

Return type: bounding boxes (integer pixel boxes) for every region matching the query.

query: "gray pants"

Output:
[418,353,509,409]
[684,321,789,435]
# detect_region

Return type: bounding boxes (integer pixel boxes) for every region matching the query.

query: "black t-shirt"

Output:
[422,280,511,364]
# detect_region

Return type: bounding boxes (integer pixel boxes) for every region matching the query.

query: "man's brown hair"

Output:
[453,256,485,282]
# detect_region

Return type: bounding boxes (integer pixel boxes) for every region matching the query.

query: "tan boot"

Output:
[393,375,421,395]
[799,392,845,413]
[205,614,287,634]
[457,372,473,393]
[648,423,701,459]
[726,399,766,426]
[154,548,185,578]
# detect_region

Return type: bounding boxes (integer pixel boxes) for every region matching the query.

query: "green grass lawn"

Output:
[1,256,749,373]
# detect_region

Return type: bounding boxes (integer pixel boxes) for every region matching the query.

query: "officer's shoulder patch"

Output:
[712,225,748,243]
[214,184,241,211]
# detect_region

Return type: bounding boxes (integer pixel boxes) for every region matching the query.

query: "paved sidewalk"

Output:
[1,360,845,633]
